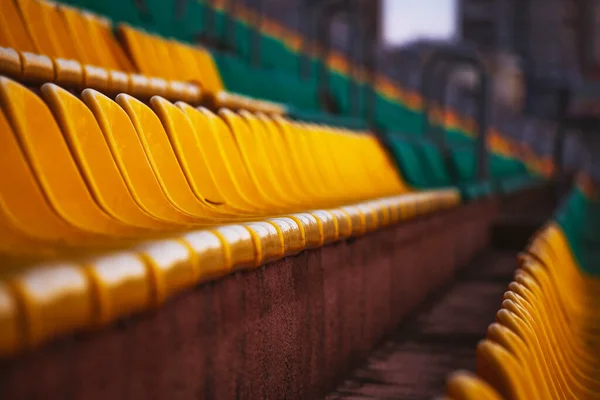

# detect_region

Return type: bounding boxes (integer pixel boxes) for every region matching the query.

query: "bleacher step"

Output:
[326,250,517,400]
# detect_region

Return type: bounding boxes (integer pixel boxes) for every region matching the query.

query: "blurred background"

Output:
[235,0,600,173]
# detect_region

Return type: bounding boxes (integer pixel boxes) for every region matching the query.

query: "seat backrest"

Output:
[387,135,431,189]
[0,0,36,51]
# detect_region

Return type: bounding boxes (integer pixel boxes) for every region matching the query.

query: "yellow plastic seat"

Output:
[219,109,290,211]
[270,116,330,204]
[476,340,536,399]
[500,295,599,398]
[8,261,94,350]
[308,209,339,244]
[293,123,341,204]
[235,110,298,208]
[0,77,142,238]
[446,371,503,400]
[18,51,54,83]
[84,251,152,325]
[107,70,130,94]
[0,281,21,356]
[148,34,181,80]
[176,104,258,213]
[85,13,134,72]
[512,267,599,362]
[243,222,284,266]
[288,213,322,249]
[254,113,311,204]
[135,238,197,305]
[267,217,305,256]
[327,208,353,239]
[165,39,224,93]
[212,225,256,272]
[178,230,227,281]
[0,107,98,247]
[303,125,354,201]
[82,64,110,92]
[193,107,274,213]
[162,39,202,83]
[487,318,560,398]
[58,5,105,67]
[15,0,60,57]
[0,46,22,79]
[115,94,232,221]
[150,97,243,215]
[505,277,600,393]
[448,222,600,400]
[285,120,340,204]
[81,89,197,225]
[127,73,153,97]
[43,0,81,60]
[147,76,169,98]
[0,0,36,52]
[41,83,173,231]
[166,80,201,104]
[53,58,83,87]
[118,25,164,77]
[339,205,366,236]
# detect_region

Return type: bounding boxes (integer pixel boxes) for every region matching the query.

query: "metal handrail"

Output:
[420,45,491,181]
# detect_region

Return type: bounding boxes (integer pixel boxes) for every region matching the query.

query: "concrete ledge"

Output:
[0,193,525,400]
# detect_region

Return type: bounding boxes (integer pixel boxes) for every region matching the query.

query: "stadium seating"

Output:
[0,0,554,373]
[445,174,600,399]
[0,1,567,399]
[0,0,467,356]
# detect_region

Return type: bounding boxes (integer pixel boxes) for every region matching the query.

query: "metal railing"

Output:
[420,45,491,181]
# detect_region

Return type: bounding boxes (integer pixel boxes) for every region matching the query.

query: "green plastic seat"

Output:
[71,0,143,27]
[556,186,600,276]
[386,136,434,189]
[288,108,368,130]
[413,141,455,187]
[260,34,299,75]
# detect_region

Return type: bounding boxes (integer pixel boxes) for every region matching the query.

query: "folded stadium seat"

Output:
[0,84,461,355]
[232,20,252,61]
[413,140,457,187]
[328,72,370,121]
[330,71,355,115]
[0,0,36,53]
[117,24,284,112]
[260,33,299,75]
[0,0,203,103]
[82,91,225,223]
[554,181,600,276]
[385,135,437,189]
[446,372,503,400]
[489,153,542,194]
[384,133,492,200]
[212,51,320,110]
[447,144,495,200]
[0,77,152,244]
[119,94,272,218]
[441,127,543,194]
[375,93,423,134]
[444,177,600,399]
[0,75,455,222]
